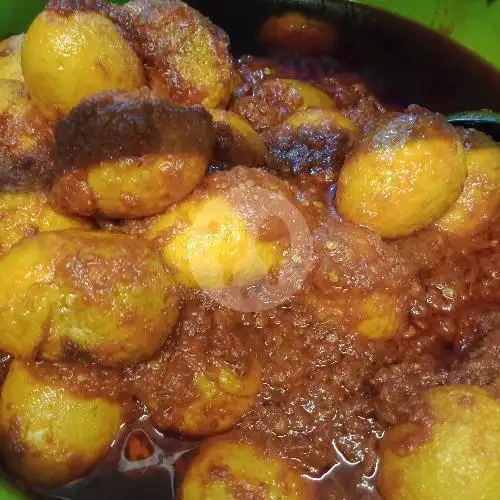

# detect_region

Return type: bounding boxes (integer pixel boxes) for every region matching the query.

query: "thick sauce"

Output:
[39,55,500,500]
[1,5,499,498]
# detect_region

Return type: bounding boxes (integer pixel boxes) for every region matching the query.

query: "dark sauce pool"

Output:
[51,419,194,500]
[49,418,381,500]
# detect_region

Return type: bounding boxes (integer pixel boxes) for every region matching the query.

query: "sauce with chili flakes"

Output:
[1,4,500,500]
[22,55,500,500]
[49,201,500,499]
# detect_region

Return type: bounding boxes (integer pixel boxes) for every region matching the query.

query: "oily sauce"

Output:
[39,54,500,500]
[3,7,499,499]
[37,50,500,500]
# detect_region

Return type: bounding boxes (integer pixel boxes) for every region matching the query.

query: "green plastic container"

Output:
[360,0,500,69]
[0,0,497,498]
[0,0,498,67]
[0,0,499,67]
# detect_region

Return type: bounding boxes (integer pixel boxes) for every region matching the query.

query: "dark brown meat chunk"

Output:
[54,90,214,172]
